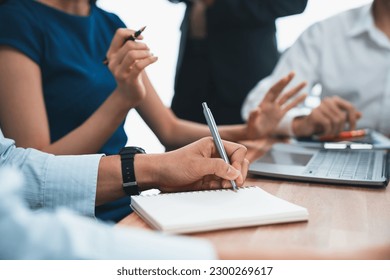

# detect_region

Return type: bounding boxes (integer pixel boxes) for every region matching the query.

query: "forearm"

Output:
[136,73,213,149]
[218,124,248,142]
[136,72,249,149]
[160,119,212,150]
[95,155,124,206]
[44,90,134,155]
[157,119,248,150]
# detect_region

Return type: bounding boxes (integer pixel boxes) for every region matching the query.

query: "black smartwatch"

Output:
[119,146,146,196]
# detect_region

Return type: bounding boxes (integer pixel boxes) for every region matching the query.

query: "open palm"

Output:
[246,72,307,139]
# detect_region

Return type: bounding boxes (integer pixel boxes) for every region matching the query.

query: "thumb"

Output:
[201,158,241,181]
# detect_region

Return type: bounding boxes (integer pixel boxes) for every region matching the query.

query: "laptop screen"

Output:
[259,150,313,166]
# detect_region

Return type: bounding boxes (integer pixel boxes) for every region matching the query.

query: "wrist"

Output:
[134,153,160,191]
[219,124,248,142]
[96,155,125,206]
[292,116,312,137]
[112,88,139,111]
[119,146,148,195]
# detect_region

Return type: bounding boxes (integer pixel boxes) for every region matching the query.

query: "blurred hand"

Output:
[246,72,307,139]
[148,137,249,193]
[105,28,158,107]
[292,96,362,137]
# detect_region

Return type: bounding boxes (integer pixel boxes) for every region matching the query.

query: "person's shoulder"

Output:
[0,0,45,63]
[0,0,42,28]
[298,4,368,41]
[314,5,369,33]
[0,0,36,17]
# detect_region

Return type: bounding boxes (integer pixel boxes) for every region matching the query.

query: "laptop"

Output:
[249,143,389,188]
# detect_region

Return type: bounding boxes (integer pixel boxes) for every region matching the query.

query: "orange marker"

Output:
[318,129,368,141]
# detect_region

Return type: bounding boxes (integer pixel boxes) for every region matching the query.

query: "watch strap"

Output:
[119,147,145,196]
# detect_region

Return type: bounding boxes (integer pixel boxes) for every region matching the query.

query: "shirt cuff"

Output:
[44,154,104,217]
[276,108,311,136]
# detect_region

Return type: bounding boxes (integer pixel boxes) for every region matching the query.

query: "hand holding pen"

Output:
[104,27,158,107]
[203,102,239,191]
[103,26,146,65]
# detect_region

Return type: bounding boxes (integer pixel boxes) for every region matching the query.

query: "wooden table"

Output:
[118,139,390,254]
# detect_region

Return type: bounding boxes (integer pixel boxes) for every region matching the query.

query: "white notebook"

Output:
[130,186,309,234]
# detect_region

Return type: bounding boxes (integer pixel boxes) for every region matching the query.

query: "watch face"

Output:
[120,146,146,154]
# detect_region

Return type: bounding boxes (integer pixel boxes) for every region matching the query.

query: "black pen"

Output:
[202,102,238,191]
[103,26,147,65]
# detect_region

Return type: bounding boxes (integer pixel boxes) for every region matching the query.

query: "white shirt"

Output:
[0,131,216,259]
[242,4,390,136]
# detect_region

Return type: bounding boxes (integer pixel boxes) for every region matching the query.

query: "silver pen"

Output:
[202,102,238,191]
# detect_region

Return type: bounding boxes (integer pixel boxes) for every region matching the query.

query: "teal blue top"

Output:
[0,0,127,155]
[0,0,132,221]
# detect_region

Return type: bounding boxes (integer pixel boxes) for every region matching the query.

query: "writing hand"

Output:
[141,137,249,193]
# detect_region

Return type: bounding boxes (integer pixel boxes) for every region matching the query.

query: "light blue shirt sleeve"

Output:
[0,132,217,259]
[0,131,102,217]
[0,167,217,260]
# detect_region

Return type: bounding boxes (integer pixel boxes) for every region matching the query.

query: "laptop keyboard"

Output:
[303,150,375,180]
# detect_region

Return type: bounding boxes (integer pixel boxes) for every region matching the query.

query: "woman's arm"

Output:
[136,71,237,150]
[138,71,259,150]
[137,71,305,150]
[0,29,157,155]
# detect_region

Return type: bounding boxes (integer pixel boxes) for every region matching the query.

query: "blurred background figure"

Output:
[242,0,390,138]
[168,0,308,125]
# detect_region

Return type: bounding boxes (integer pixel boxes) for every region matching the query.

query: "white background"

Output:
[98,0,373,153]
[1,260,390,279]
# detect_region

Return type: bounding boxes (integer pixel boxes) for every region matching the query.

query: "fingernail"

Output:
[227,166,240,178]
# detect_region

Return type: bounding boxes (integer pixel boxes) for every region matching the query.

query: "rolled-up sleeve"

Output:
[0,167,217,260]
[43,153,103,217]
[0,133,103,217]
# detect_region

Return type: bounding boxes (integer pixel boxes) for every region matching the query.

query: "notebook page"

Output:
[131,186,308,234]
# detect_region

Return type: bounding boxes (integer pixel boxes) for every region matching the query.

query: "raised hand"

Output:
[246,72,307,139]
[105,28,158,107]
